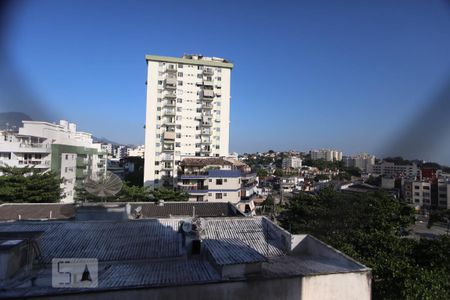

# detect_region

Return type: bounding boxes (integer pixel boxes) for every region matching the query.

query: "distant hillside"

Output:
[0,112,32,131]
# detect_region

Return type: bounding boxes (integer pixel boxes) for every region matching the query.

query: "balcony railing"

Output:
[163,131,176,140]
[163,91,176,98]
[203,68,214,75]
[163,100,176,107]
[161,154,174,161]
[203,80,213,86]
[165,66,177,72]
[203,90,214,98]
[163,109,176,116]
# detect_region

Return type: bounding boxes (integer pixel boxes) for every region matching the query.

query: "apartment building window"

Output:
[414,192,420,196]
[157,98,162,102]
[178,81,183,85]
[155,161,159,166]
[155,170,159,175]
[224,193,227,196]
[177,107,182,112]
[216,193,222,199]
[158,80,163,85]
[414,186,420,189]
[65,154,69,160]
[177,98,182,103]
[156,134,161,138]
[178,64,183,68]
[157,116,161,120]
[216,179,223,185]
[224,179,227,182]
[423,186,430,190]
[177,72,183,77]
[175,142,181,147]
[216,77,221,81]
[176,133,181,138]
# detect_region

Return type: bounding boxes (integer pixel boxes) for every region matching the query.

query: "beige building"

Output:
[144,54,233,187]
[310,149,342,161]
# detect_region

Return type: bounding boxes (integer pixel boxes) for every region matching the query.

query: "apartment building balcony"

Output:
[201,121,212,127]
[200,129,212,135]
[162,144,175,152]
[203,68,214,75]
[199,147,211,153]
[203,90,214,98]
[165,66,177,73]
[76,157,89,166]
[201,138,211,144]
[161,163,173,170]
[161,153,174,161]
[16,159,51,168]
[215,90,222,97]
[201,103,213,109]
[163,131,176,140]
[163,109,176,116]
[163,119,176,126]
[203,80,214,87]
[163,100,176,107]
[163,91,177,99]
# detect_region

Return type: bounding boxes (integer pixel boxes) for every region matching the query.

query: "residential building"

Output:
[101,143,113,156]
[115,145,128,159]
[144,54,233,187]
[0,216,371,299]
[127,144,145,158]
[369,161,419,178]
[0,120,106,203]
[177,157,258,215]
[282,156,302,169]
[412,181,432,207]
[310,149,343,161]
[344,153,375,173]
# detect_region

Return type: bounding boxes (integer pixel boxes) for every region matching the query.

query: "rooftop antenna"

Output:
[84,171,123,202]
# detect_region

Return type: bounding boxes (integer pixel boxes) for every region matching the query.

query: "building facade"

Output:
[0,120,106,203]
[369,161,419,178]
[282,156,302,169]
[310,149,342,161]
[344,153,375,173]
[144,54,233,187]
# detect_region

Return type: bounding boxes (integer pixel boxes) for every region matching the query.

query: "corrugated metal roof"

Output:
[201,217,286,262]
[100,259,220,288]
[204,239,266,265]
[0,219,183,263]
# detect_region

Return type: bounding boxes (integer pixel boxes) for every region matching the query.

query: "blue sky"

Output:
[3,0,450,162]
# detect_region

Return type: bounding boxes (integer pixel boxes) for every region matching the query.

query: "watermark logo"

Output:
[52,258,98,288]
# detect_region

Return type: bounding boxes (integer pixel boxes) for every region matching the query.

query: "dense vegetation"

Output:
[279,189,450,299]
[0,166,62,203]
[75,182,188,203]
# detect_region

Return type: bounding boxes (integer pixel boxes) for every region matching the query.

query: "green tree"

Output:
[273,168,284,177]
[149,187,189,202]
[0,166,62,203]
[118,182,151,202]
[256,168,269,178]
[278,188,450,298]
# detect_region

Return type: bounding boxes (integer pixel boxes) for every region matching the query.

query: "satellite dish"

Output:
[182,220,192,233]
[84,171,123,200]
[135,206,142,213]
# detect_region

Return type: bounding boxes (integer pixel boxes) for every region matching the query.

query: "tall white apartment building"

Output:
[144,54,233,186]
[0,120,107,203]
[310,149,343,161]
[344,153,375,173]
[282,156,303,169]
